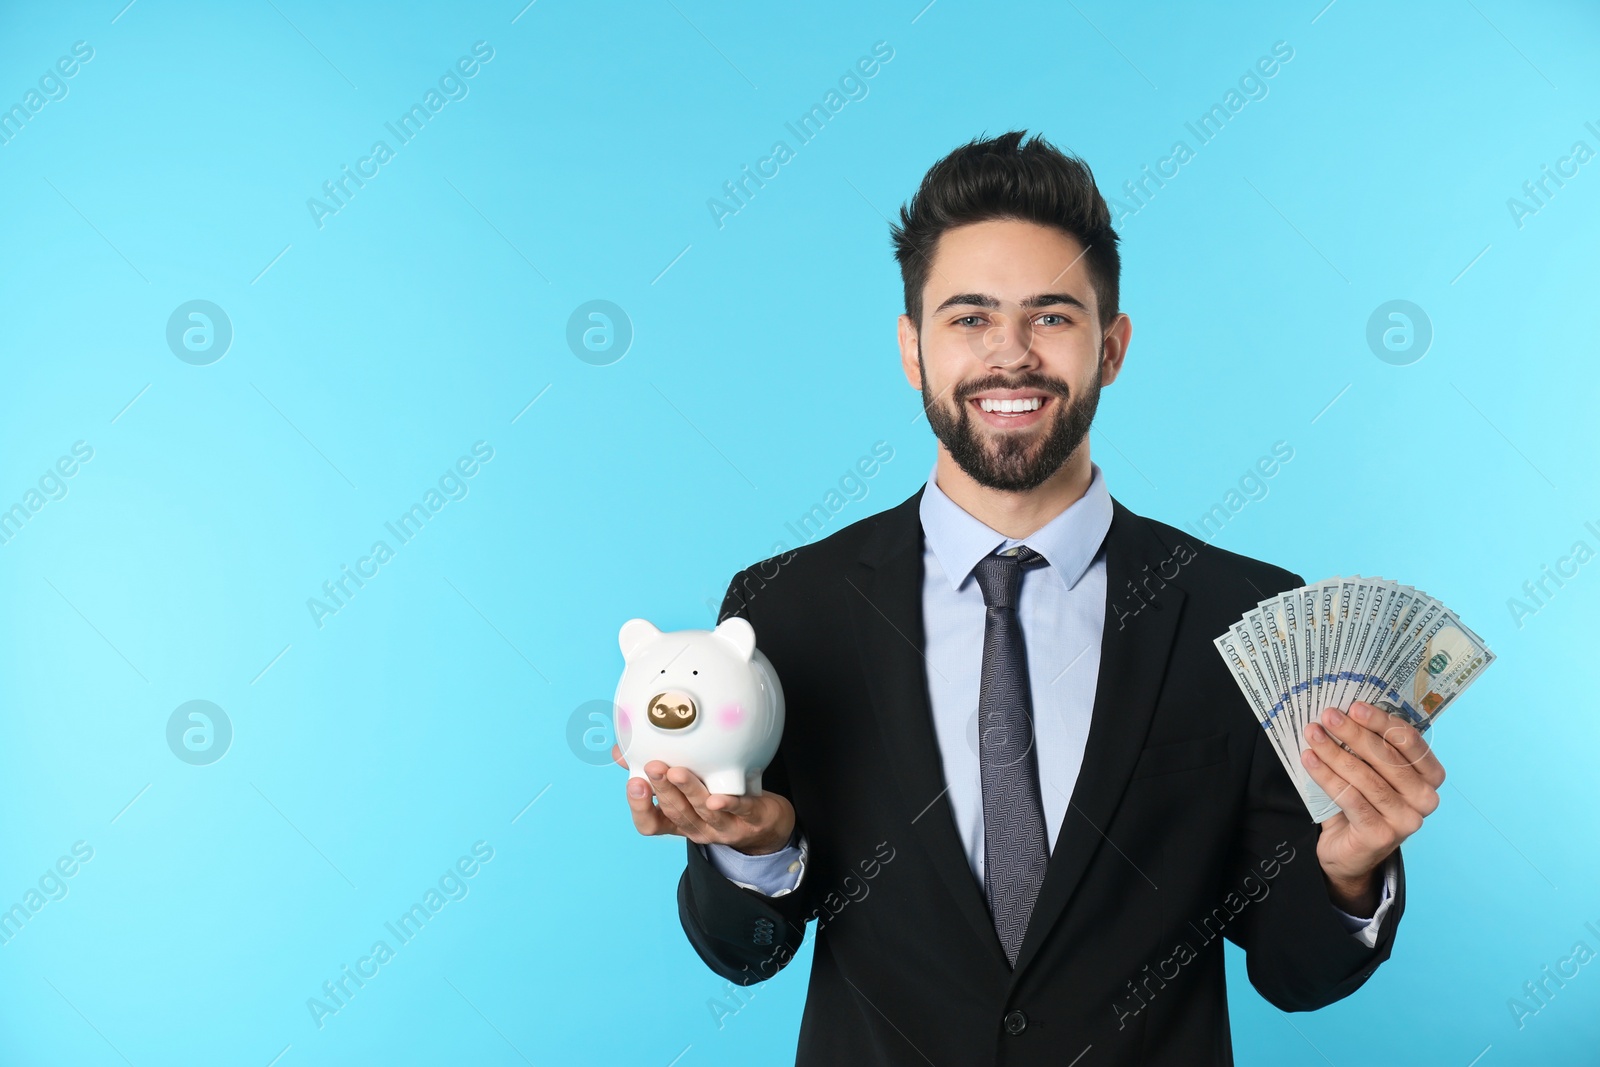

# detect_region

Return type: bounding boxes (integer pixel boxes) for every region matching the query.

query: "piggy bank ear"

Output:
[619,618,662,661]
[713,616,756,662]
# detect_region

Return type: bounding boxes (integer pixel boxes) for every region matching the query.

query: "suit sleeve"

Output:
[1221,640,1407,1011]
[675,566,818,985]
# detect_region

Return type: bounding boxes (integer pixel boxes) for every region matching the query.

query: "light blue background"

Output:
[1,1,1597,1064]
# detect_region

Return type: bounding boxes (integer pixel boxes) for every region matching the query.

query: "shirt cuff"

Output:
[701,830,808,898]
[1330,854,1398,949]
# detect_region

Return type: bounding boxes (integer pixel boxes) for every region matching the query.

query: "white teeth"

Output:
[978,397,1043,413]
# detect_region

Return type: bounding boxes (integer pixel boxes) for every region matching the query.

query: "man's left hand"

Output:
[1300,700,1445,915]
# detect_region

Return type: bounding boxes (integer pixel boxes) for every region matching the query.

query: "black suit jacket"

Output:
[677,486,1404,1065]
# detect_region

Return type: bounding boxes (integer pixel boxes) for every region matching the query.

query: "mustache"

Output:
[955,376,1071,403]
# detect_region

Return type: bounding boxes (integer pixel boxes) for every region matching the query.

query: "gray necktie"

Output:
[972,544,1050,968]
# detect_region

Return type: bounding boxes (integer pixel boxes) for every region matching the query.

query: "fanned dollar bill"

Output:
[1213,576,1494,822]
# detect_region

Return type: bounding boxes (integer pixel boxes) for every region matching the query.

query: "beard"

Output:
[919,341,1102,493]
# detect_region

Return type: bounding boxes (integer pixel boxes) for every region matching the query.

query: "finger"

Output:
[611,743,628,770]
[647,762,709,836]
[1357,703,1446,789]
[1300,744,1386,834]
[1306,723,1421,837]
[1319,706,1435,810]
[1347,705,1443,814]
[705,789,758,819]
[664,765,733,832]
[625,774,676,837]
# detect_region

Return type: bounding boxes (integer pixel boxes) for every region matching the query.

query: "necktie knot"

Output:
[972,545,1046,611]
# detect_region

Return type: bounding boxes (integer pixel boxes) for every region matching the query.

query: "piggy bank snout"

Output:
[647,690,697,730]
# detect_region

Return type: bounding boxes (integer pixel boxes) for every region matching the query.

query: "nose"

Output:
[647,690,697,730]
[971,312,1040,372]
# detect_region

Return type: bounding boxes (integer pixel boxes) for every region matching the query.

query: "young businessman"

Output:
[616,131,1443,1065]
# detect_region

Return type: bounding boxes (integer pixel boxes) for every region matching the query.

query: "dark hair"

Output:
[889,130,1121,331]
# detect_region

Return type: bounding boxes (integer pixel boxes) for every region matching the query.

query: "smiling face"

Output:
[898,218,1130,494]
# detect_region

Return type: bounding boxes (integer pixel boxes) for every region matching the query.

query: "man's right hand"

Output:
[613,745,797,856]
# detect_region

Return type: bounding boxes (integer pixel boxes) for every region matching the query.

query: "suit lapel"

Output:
[1008,498,1186,980]
[848,486,1011,971]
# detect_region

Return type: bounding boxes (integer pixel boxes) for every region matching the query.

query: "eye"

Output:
[954,315,985,327]
[1037,313,1071,326]
[675,705,690,717]
[692,670,698,675]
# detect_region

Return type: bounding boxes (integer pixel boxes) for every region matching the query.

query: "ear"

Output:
[898,313,922,390]
[1099,311,1132,387]
[618,618,661,661]
[712,616,756,662]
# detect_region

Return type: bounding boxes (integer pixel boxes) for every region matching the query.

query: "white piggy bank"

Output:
[613,616,785,796]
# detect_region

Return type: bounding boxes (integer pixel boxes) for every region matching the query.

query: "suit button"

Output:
[1004,1009,1027,1035]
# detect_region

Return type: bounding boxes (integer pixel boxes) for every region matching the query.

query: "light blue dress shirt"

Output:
[702,461,1394,945]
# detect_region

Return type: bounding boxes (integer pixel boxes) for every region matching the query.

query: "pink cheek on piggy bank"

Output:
[715,703,745,730]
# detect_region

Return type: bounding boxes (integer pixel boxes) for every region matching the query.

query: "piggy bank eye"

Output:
[675,705,690,718]
[650,705,665,717]
[692,670,698,675]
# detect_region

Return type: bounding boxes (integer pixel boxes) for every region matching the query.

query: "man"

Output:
[616,131,1443,1065]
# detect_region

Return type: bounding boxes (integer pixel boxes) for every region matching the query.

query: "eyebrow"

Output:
[932,292,1090,315]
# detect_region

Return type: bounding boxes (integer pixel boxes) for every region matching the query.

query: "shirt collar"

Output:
[919,458,1113,594]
